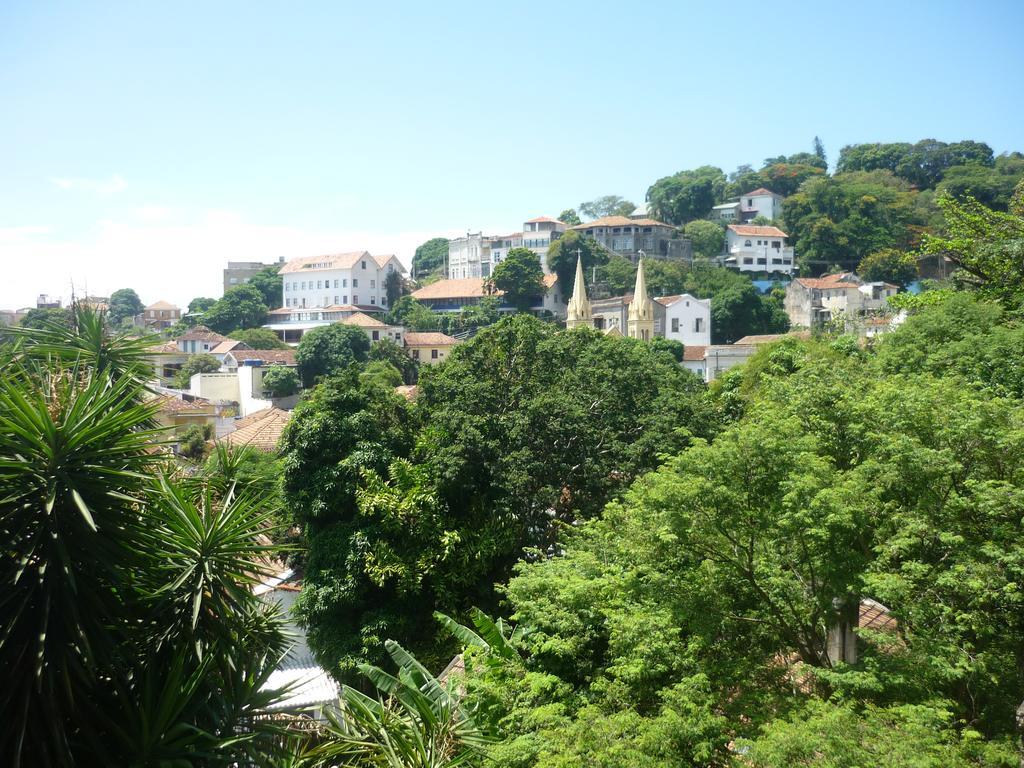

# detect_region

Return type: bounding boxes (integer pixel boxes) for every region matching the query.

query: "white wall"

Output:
[662,295,711,346]
[282,258,397,310]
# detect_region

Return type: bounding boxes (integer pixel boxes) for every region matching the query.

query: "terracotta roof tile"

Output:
[210,340,248,355]
[728,224,789,238]
[411,278,501,300]
[404,332,459,346]
[742,187,777,197]
[218,407,291,452]
[794,273,860,290]
[230,349,297,365]
[682,345,707,361]
[572,215,674,229]
[341,312,387,328]
[176,326,229,343]
[279,251,371,274]
[146,300,179,310]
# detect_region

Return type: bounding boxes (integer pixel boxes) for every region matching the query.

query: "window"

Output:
[412,349,420,360]
[301,281,306,289]
[744,240,752,247]
[334,295,339,304]
[317,280,323,289]
[694,318,704,333]
[431,349,438,359]
[748,199,753,206]
[352,295,358,304]
[783,258,792,265]
[757,258,767,265]
[772,258,782,264]
[343,295,348,304]
[352,279,358,288]
[370,297,376,305]
[671,318,679,333]
[343,278,348,287]
[361,261,367,269]
[372,331,380,341]
[771,241,781,249]
[334,279,339,288]
[370,279,376,288]
[743,257,753,264]
[644,237,653,249]
[229,277,238,284]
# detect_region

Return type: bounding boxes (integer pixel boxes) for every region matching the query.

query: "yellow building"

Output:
[565,254,593,330]
[404,331,460,364]
[626,258,655,341]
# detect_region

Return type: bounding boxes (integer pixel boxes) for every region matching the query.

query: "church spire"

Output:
[565,252,593,330]
[627,257,655,341]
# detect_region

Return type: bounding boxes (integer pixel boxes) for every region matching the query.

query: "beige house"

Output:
[410,275,565,319]
[784,273,898,329]
[404,332,460,364]
[143,300,181,330]
[571,215,690,263]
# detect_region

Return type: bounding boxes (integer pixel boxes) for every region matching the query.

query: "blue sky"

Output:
[1,0,1022,309]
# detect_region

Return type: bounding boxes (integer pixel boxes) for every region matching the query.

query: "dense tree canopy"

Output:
[261,364,300,397]
[202,284,268,334]
[683,219,725,258]
[295,322,371,385]
[412,237,449,280]
[836,138,995,189]
[107,287,144,326]
[283,316,717,680]
[646,165,727,225]
[228,327,289,349]
[557,208,581,226]
[545,229,610,292]
[246,265,283,308]
[857,247,919,287]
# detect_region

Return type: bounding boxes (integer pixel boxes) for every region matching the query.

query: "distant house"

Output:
[279,251,405,312]
[711,188,784,223]
[148,340,191,384]
[143,300,181,330]
[571,215,691,263]
[411,275,565,318]
[681,344,708,380]
[655,294,711,346]
[216,407,291,452]
[175,326,230,354]
[724,224,795,275]
[449,216,568,279]
[339,311,404,345]
[404,331,460,364]
[784,273,898,329]
[221,347,297,370]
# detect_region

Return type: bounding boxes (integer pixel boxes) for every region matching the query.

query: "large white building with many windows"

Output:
[279,251,404,311]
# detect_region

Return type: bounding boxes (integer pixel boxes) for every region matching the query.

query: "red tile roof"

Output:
[728,224,788,238]
[230,349,297,365]
[793,273,860,290]
[176,326,229,343]
[146,300,179,310]
[573,215,674,229]
[280,251,371,274]
[742,187,777,197]
[404,332,459,347]
[411,278,501,300]
[341,312,387,328]
[682,345,707,361]
[524,216,563,224]
[218,408,291,452]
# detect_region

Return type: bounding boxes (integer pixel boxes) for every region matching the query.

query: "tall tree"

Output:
[107,288,145,327]
[201,284,268,334]
[813,135,827,166]
[490,247,544,312]
[646,166,727,225]
[857,248,919,287]
[558,208,582,226]
[545,229,611,292]
[295,322,371,385]
[578,195,636,219]
[246,265,283,309]
[683,219,726,259]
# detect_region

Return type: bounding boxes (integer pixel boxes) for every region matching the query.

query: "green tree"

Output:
[385,269,404,307]
[228,327,289,348]
[782,170,922,272]
[491,247,544,312]
[558,208,582,226]
[19,306,72,330]
[387,295,439,330]
[174,352,221,388]
[369,337,419,384]
[646,166,728,225]
[683,219,725,258]
[107,287,144,326]
[813,135,827,166]
[202,284,268,334]
[857,248,919,287]
[412,237,449,280]
[920,185,1024,311]
[0,309,290,765]
[545,229,611,292]
[188,296,216,315]
[578,195,636,219]
[261,364,301,397]
[837,139,995,190]
[246,265,283,308]
[178,422,213,459]
[295,322,371,385]
[597,254,637,295]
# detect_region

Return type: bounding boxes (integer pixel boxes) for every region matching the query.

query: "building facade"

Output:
[784,273,898,328]
[724,224,795,275]
[411,275,565,318]
[404,332,460,365]
[448,217,568,279]
[279,252,404,312]
[223,257,285,294]
[655,294,712,346]
[571,216,690,263]
[143,300,181,330]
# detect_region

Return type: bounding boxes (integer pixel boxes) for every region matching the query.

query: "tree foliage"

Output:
[202,284,269,334]
[491,247,544,311]
[683,219,725,258]
[412,237,449,279]
[646,165,727,225]
[107,287,144,327]
[857,247,919,287]
[174,352,221,388]
[261,364,300,397]
[836,138,995,189]
[545,229,610,293]
[558,208,581,226]
[578,195,636,219]
[246,265,283,309]
[228,327,289,349]
[296,322,371,385]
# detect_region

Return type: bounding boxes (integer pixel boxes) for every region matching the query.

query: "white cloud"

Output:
[49,174,128,196]
[0,212,458,310]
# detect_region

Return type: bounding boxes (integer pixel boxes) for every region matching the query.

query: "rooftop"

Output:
[230,349,297,365]
[655,293,708,307]
[682,345,707,362]
[146,300,179,311]
[341,312,388,328]
[280,251,371,274]
[742,187,779,197]
[411,278,501,301]
[404,331,459,346]
[176,325,229,343]
[793,273,861,290]
[573,215,674,230]
[728,224,789,238]
[218,407,291,452]
[734,331,812,345]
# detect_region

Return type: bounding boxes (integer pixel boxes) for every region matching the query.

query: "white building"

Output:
[655,294,712,346]
[448,217,568,279]
[280,251,405,312]
[724,224,795,275]
[738,188,784,221]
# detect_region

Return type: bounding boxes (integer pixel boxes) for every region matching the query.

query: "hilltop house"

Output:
[571,215,691,263]
[404,332,460,364]
[784,273,898,328]
[711,188,785,223]
[143,300,181,330]
[724,224,795,275]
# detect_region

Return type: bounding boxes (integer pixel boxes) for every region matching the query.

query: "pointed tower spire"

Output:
[627,257,655,341]
[565,251,593,330]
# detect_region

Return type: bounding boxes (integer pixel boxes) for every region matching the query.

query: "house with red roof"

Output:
[724,224,796,275]
[784,272,899,328]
